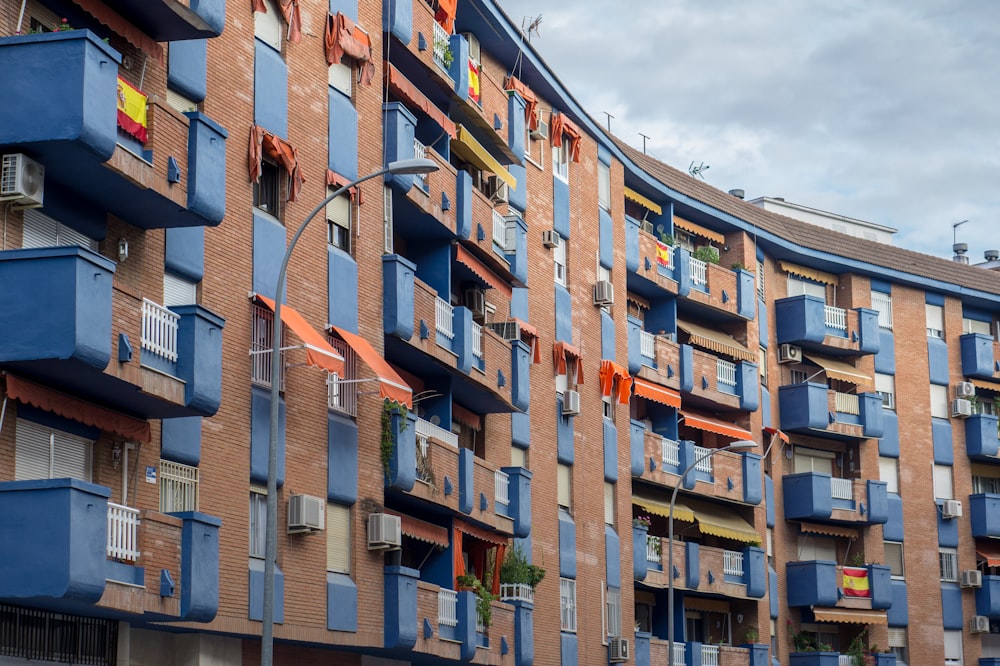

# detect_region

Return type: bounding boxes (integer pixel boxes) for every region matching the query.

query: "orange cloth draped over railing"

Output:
[325,12,375,85]
[386,64,457,139]
[435,0,457,33]
[513,319,541,364]
[252,0,301,43]
[249,126,305,202]
[70,0,163,63]
[503,75,539,131]
[553,341,584,385]
[550,113,582,163]
[326,169,364,205]
[599,360,633,405]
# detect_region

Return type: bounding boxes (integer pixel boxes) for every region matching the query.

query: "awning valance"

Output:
[326,169,364,204]
[624,187,663,215]
[633,378,682,408]
[252,0,301,42]
[799,522,858,539]
[687,499,759,543]
[971,378,1000,393]
[504,75,538,131]
[385,510,449,547]
[811,607,887,625]
[550,113,582,163]
[803,353,870,385]
[328,325,411,407]
[779,260,838,286]
[454,244,512,298]
[452,126,516,189]
[632,495,695,524]
[764,426,789,443]
[599,360,632,405]
[387,64,456,138]
[680,411,752,441]
[676,320,755,363]
[684,597,731,613]
[70,0,164,62]
[455,518,508,546]
[3,374,151,443]
[249,126,305,202]
[673,216,724,245]
[325,12,374,84]
[553,341,584,385]
[254,294,345,376]
[978,542,1000,567]
[512,319,541,364]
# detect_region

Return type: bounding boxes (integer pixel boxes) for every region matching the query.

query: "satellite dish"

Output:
[655,224,665,234]
[429,415,441,426]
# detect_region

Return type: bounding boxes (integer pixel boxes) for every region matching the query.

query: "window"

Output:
[871,291,893,330]
[383,185,394,254]
[166,88,198,115]
[159,459,199,512]
[14,419,93,482]
[524,122,545,168]
[326,503,351,573]
[973,395,997,416]
[557,463,572,509]
[884,541,904,579]
[933,464,954,500]
[602,395,614,420]
[603,482,615,525]
[793,447,834,475]
[22,209,98,251]
[926,303,944,338]
[598,162,610,211]
[552,140,569,181]
[163,272,198,307]
[253,160,282,219]
[973,475,1000,494]
[327,337,357,416]
[963,317,992,336]
[249,490,267,558]
[759,347,768,386]
[559,578,577,632]
[511,445,527,467]
[554,234,567,286]
[875,373,896,410]
[756,260,766,301]
[887,627,908,666]
[327,190,352,254]
[604,585,622,638]
[766,528,773,558]
[943,629,963,666]
[797,534,836,561]
[930,384,949,419]
[939,548,959,582]
[329,61,353,98]
[879,457,899,494]
[787,275,826,299]
[254,0,282,51]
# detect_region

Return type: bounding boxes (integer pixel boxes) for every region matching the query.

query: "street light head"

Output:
[387,158,439,175]
[726,440,756,452]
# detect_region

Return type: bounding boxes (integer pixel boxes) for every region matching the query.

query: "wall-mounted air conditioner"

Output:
[288,494,325,533]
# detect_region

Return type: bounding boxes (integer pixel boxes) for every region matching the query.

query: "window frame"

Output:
[557,463,572,510]
[326,189,353,255]
[249,489,268,559]
[604,585,622,639]
[326,502,351,574]
[597,161,611,211]
[875,373,896,410]
[159,459,199,513]
[930,384,949,419]
[939,547,959,583]
[879,456,899,494]
[926,303,945,339]
[884,541,904,579]
[254,0,283,52]
[559,577,577,632]
[933,464,954,500]
[552,140,569,181]
[553,234,568,286]
[253,159,283,220]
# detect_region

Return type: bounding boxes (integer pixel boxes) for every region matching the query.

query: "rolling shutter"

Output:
[14,419,50,480]
[326,503,351,573]
[163,272,198,306]
[14,419,93,481]
[22,209,98,251]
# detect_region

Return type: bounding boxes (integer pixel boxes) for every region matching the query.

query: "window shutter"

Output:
[50,430,93,481]
[326,503,351,573]
[15,419,51,480]
[163,272,198,307]
[22,209,59,248]
[884,542,904,577]
[557,464,571,508]
[887,628,906,648]
[603,482,614,525]
[326,193,351,230]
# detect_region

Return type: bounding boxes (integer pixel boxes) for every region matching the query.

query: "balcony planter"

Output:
[872,654,896,666]
[789,652,840,666]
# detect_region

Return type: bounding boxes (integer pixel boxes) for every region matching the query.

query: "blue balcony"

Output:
[95,0,225,41]
[786,560,892,610]
[0,32,228,230]
[966,414,1000,460]
[778,382,883,440]
[976,575,1000,619]
[961,333,1000,380]
[775,295,879,356]
[782,473,888,524]
[971,494,1000,539]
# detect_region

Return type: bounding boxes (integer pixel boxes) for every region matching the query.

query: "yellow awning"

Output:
[633,495,695,524]
[674,215,725,245]
[451,125,516,189]
[971,378,1000,393]
[799,522,859,540]
[778,260,838,286]
[676,319,755,363]
[624,187,663,215]
[812,608,887,625]
[804,353,870,385]
[687,499,760,544]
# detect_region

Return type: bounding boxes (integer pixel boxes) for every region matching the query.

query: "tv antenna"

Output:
[953,219,968,244]
[601,111,614,132]
[639,133,650,154]
[522,15,542,42]
[688,161,709,179]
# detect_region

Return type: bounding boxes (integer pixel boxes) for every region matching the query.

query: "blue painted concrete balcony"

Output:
[778,382,883,440]
[626,217,679,296]
[782,473,888,524]
[966,414,1000,460]
[641,540,766,600]
[960,333,1000,380]
[970,493,1000,539]
[976,575,1000,619]
[679,344,758,412]
[411,582,520,662]
[775,295,879,356]
[676,252,755,321]
[0,31,228,230]
[786,560,892,611]
[95,0,225,41]
[0,246,225,419]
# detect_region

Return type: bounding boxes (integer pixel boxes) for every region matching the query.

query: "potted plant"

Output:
[632,515,652,529]
[744,625,759,643]
[693,245,720,265]
[789,625,839,666]
[455,573,479,592]
[659,232,674,246]
[499,543,545,600]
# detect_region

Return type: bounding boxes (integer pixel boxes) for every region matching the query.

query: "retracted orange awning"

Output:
[680,410,752,441]
[553,341,584,385]
[812,608,887,625]
[799,522,858,539]
[633,377,682,408]
[255,295,344,376]
[454,245,512,298]
[329,326,412,408]
[71,0,164,63]
[599,360,632,405]
[764,426,789,443]
[387,64,457,139]
[977,542,1000,567]
[385,510,449,548]
[513,319,541,364]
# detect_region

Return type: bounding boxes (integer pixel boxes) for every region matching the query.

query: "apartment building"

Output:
[0,1,999,666]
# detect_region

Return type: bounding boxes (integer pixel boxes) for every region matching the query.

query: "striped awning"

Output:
[632,494,695,524]
[680,411,753,441]
[624,187,662,215]
[971,378,1000,393]
[978,542,1000,567]
[673,216,724,245]
[764,426,789,443]
[799,522,858,540]
[385,510,449,548]
[812,607,887,625]
[803,353,870,385]
[687,499,759,543]
[455,518,508,546]
[453,244,512,298]
[451,125,516,189]
[633,378,682,408]
[778,260,838,286]
[676,320,755,363]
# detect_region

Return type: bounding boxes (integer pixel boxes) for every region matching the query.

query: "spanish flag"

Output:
[468,58,481,106]
[656,240,671,268]
[117,77,148,143]
[842,567,870,597]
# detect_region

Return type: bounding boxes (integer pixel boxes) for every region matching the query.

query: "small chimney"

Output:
[953,243,970,264]
[986,250,1000,262]
[728,188,745,200]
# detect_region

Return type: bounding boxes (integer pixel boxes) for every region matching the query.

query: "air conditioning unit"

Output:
[961,570,983,588]
[529,114,549,140]
[367,513,402,550]
[941,499,963,519]
[489,321,520,340]
[640,220,654,234]
[541,229,560,249]
[609,637,630,663]
[460,32,481,62]
[593,279,615,306]
[0,153,45,208]
[777,343,802,364]
[486,175,508,204]
[465,288,486,319]
[952,398,973,418]
[562,389,580,416]
[287,494,325,533]
[956,381,976,398]
[970,615,990,633]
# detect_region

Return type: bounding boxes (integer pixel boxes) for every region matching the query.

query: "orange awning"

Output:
[434,0,457,33]
[70,0,163,63]
[326,169,364,205]
[599,360,633,405]
[504,75,539,131]
[387,64,457,138]
[329,326,411,407]
[550,113,582,163]
[553,341,584,385]
[799,522,858,539]
[633,378,682,408]
[249,126,305,202]
[978,542,1000,567]
[680,410,752,441]
[325,12,375,85]
[513,319,541,364]
[3,374,150,443]
[255,295,345,376]
[971,378,1000,393]
[454,245,512,298]
[812,608,887,625]
[455,518,508,546]
[764,426,789,443]
[386,510,449,548]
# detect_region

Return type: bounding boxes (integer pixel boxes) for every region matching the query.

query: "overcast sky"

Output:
[494,0,1000,259]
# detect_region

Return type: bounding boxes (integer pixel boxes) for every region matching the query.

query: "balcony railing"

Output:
[326,338,358,416]
[824,305,847,331]
[159,459,199,513]
[693,445,713,474]
[838,656,853,666]
[107,502,140,563]
[647,536,661,563]
[689,257,707,287]
[250,303,285,390]
[415,416,458,447]
[416,435,432,482]
[831,477,854,501]
[142,298,179,362]
[639,330,656,359]
[716,358,737,390]
[834,391,860,415]
[438,588,458,627]
[472,321,483,359]
[492,208,507,248]
[476,614,485,633]
[723,549,744,577]
[495,469,510,506]
[871,292,893,329]
[413,139,428,186]
[435,296,454,342]
[673,642,687,665]
[432,21,450,71]
[701,644,720,666]
[499,583,534,603]
[662,437,680,468]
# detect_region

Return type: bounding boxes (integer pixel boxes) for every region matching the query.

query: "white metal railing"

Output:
[689,256,707,287]
[662,437,680,467]
[673,642,687,665]
[824,304,847,331]
[831,477,854,501]
[435,296,454,341]
[415,416,459,447]
[142,298,179,362]
[250,303,285,390]
[693,445,713,474]
[495,469,510,506]
[493,208,506,248]
[871,292,893,329]
[476,614,485,633]
[326,338,357,416]
[834,391,860,415]
[716,358,737,389]
[499,583,534,603]
[159,460,199,513]
[723,549,744,577]
[107,502,140,562]
[639,330,656,359]
[413,139,428,186]
[701,644,720,666]
[438,588,458,627]
[838,656,853,666]
[646,535,661,563]
[472,321,483,359]
[432,21,450,70]
[416,435,432,483]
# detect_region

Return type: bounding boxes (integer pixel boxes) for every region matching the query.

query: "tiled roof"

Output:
[613,137,1000,298]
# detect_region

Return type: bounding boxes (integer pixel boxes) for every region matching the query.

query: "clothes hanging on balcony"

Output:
[325,12,375,85]
[248,126,305,202]
[550,113,582,163]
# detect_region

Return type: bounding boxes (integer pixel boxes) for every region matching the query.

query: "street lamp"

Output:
[667,439,757,666]
[261,158,439,666]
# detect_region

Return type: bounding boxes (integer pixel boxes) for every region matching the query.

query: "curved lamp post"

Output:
[667,439,757,666]
[262,158,439,666]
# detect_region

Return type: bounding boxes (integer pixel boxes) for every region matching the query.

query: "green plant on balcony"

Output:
[849,551,866,567]
[632,515,652,529]
[434,38,454,68]
[380,400,409,476]
[499,543,546,589]
[789,622,830,652]
[659,232,674,246]
[846,629,868,666]
[693,246,721,265]
[731,262,748,271]
[455,574,496,628]
[744,625,759,643]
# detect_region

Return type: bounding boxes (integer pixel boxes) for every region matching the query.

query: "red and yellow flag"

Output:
[842,567,870,597]
[116,77,148,143]
[468,58,481,106]
[656,240,671,268]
